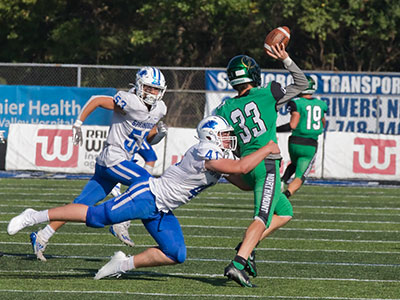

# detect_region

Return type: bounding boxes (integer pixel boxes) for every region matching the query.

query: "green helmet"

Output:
[226,55,261,87]
[302,75,316,94]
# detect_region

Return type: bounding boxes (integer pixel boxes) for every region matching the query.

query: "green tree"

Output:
[0,0,399,71]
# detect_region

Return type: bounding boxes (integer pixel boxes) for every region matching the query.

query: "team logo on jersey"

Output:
[35,129,78,167]
[353,137,396,175]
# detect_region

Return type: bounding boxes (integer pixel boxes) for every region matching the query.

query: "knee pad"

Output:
[163,244,187,264]
[86,206,108,228]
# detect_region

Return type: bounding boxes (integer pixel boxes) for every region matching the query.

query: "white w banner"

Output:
[5,124,399,181]
[323,132,400,180]
[6,124,109,173]
[5,124,189,176]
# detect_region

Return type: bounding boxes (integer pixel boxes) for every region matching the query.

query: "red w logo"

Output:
[35,129,78,167]
[353,138,396,175]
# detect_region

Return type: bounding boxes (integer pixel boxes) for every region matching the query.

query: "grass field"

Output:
[0,178,399,300]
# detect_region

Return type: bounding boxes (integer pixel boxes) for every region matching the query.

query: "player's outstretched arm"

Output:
[205,141,280,175]
[267,44,308,108]
[72,96,115,145]
[77,96,115,122]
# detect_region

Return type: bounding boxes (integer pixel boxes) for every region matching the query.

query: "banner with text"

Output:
[6,124,398,181]
[323,132,400,180]
[0,85,116,138]
[5,124,193,176]
[205,70,400,134]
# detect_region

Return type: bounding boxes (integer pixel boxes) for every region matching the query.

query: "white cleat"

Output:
[94,251,129,280]
[30,231,48,262]
[7,208,37,235]
[111,183,122,197]
[109,221,135,247]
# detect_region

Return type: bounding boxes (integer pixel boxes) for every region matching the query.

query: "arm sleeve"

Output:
[288,100,297,112]
[275,58,308,109]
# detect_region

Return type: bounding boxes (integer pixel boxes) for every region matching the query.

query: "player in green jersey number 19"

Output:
[278,75,328,198]
[214,43,308,287]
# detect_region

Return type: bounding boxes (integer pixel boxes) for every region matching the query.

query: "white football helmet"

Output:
[133,67,167,105]
[197,116,237,151]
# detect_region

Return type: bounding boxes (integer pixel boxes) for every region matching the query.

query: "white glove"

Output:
[150,121,168,145]
[72,119,83,146]
[157,121,168,134]
[223,149,239,160]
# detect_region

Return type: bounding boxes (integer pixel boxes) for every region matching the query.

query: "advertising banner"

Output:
[205,70,400,134]
[5,124,194,176]
[6,124,109,173]
[0,85,117,138]
[6,124,398,181]
[323,132,400,180]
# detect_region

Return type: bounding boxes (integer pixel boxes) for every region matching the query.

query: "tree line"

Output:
[0,0,399,72]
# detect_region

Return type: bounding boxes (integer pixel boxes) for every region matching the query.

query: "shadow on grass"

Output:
[1,253,230,286]
[96,270,230,287]
[0,252,104,262]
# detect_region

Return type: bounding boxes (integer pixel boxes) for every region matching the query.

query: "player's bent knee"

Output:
[85,206,108,228]
[163,244,187,264]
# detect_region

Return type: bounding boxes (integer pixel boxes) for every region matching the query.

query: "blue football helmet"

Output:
[197,116,237,151]
[133,67,167,105]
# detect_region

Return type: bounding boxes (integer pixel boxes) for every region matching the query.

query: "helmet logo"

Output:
[241,56,256,70]
[138,69,147,76]
[201,120,218,130]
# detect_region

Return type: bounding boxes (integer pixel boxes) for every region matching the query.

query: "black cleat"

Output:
[235,242,257,277]
[224,262,255,288]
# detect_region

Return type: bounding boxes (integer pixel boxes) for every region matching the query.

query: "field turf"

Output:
[0,178,399,299]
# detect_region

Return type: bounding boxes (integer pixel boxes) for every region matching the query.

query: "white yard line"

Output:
[0,289,398,300]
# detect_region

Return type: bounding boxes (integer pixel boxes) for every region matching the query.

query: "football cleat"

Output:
[94,251,129,280]
[111,183,122,197]
[234,242,257,277]
[30,231,48,262]
[224,262,255,288]
[109,221,135,247]
[7,208,37,235]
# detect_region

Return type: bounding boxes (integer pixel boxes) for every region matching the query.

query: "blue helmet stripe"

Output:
[151,67,159,85]
[157,68,161,84]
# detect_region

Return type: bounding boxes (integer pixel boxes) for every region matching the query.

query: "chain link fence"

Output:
[0,63,212,128]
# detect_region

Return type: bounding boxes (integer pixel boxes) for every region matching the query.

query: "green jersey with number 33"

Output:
[215,84,278,157]
[289,97,328,140]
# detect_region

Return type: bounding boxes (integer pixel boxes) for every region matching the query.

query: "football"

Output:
[264,26,291,54]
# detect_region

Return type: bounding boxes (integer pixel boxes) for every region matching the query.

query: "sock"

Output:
[39,224,56,243]
[283,190,292,198]
[233,255,247,270]
[121,256,135,272]
[144,164,154,175]
[32,210,49,224]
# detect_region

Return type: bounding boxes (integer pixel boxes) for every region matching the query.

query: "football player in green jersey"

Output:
[278,75,328,198]
[214,43,308,287]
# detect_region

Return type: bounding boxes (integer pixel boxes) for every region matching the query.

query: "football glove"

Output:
[72,119,83,146]
[150,121,168,145]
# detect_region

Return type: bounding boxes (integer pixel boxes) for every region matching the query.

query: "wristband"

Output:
[282,57,293,68]
[74,119,83,127]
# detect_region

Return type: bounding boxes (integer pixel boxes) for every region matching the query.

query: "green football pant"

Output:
[288,143,317,181]
[243,159,293,227]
